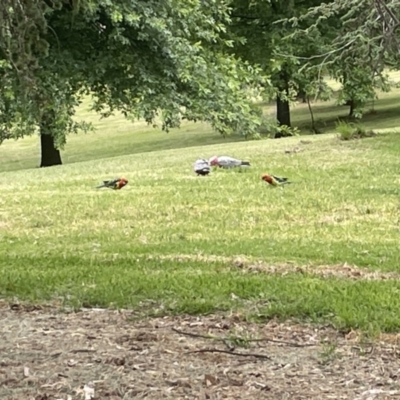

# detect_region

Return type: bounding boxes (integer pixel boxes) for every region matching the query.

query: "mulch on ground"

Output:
[0,302,399,399]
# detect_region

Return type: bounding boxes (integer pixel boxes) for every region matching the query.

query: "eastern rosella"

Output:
[209,155,251,168]
[261,174,291,186]
[96,177,128,190]
[193,159,210,176]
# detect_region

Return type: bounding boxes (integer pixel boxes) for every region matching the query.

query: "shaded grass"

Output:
[0,121,246,173]
[2,253,400,332]
[1,131,400,332]
[0,97,245,172]
[291,93,400,134]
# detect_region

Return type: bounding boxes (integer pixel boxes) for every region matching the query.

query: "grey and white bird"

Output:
[193,158,211,176]
[209,155,251,168]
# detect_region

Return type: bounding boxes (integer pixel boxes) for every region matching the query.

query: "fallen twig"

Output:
[242,337,315,348]
[172,327,216,339]
[186,348,271,359]
[70,349,96,354]
[172,327,315,348]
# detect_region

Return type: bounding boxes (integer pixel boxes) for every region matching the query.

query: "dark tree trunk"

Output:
[40,111,62,168]
[40,134,62,167]
[276,70,291,135]
[348,99,355,118]
[276,96,291,127]
[297,88,307,103]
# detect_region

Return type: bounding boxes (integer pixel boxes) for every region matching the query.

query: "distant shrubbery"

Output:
[335,120,377,141]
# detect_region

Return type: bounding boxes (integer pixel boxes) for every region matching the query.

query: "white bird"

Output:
[209,155,251,168]
[193,158,211,176]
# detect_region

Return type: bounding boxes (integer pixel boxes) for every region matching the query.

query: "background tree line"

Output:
[1,0,399,167]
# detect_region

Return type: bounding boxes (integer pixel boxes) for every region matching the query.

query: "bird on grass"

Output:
[261,174,291,186]
[193,159,211,176]
[96,177,128,190]
[209,155,251,168]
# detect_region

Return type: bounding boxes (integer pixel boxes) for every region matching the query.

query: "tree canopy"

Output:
[289,0,399,116]
[0,0,264,165]
[226,0,334,128]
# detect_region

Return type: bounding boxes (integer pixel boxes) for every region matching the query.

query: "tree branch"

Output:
[172,327,316,348]
[186,348,272,360]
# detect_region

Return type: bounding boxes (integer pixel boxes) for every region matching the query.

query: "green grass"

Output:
[1,87,400,333]
[289,92,400,134]
[0,96,246,172]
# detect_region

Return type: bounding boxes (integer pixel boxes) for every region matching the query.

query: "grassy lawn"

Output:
[0,97,246,173]
[1,86,400,334]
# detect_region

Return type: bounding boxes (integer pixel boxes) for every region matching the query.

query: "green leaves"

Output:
[291,0,400,116]
[0,0,265,157]
[227,0,337,126]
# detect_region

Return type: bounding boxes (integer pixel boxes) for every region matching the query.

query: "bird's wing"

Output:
[97,178,122,189]
[218,156,241,167]
[194,160,209,170]
[96,180,112,189]
[273,176,288,183]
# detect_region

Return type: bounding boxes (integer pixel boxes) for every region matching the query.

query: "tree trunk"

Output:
[276,96,291,127]
[276,70,291,134]
[348,99,355,118]
[297,88,307,103]
[40,111,62,168]
[307,97,320,134]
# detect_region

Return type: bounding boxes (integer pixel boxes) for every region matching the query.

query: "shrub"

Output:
[335,120,377,141]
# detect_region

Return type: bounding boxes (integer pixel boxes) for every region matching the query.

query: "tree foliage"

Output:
[225,0,337,130]
[290,0,399,116]
[296,0,400,70]
[0,0,265,164]
[2,0,398,162]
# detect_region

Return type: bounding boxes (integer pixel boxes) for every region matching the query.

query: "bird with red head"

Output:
[261,174,290,186]
[96,177,128,190]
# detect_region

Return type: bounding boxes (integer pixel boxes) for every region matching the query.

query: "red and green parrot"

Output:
[96,177,128,190]
[261,174,291,186]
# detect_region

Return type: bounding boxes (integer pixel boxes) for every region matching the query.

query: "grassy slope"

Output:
[1,72,400,172]
[1,82,400,333]
[1,132,400,331]
[0,97,245,173]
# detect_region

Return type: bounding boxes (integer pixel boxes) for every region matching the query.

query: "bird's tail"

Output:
[241,161,251,166]
[96,181,107,189]
[278,180,295,186]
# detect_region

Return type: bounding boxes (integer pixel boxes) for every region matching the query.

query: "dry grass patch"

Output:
[144,254,400,281]
[234,260,400,281]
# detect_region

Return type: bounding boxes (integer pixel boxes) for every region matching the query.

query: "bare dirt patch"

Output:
[0,302,400,399]
[146,254,400,281]
[233,260,400,281]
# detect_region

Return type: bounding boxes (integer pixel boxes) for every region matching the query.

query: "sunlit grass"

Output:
[1,128,400,332]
